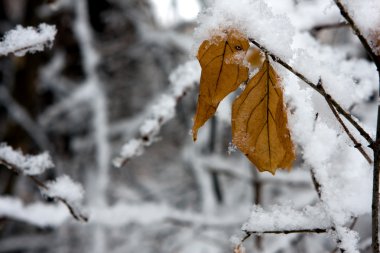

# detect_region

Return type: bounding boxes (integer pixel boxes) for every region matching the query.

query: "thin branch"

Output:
[333,0,380,71]
[234,232,252,253]
[318,81,372,164]
[310,169,322,199]
[244,228,328,235]
[248,37,374,146]
[0,159,88,222]
[0,86,52,151]
[208,117,223,203]
[373,107,380,253]
[310,22,348,33]
[252,169,263,250]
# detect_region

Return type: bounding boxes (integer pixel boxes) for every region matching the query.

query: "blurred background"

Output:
[0,0,374,252]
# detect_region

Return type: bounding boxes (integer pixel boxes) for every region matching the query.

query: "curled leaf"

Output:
[192,29,249,141]
[232,59,295,174]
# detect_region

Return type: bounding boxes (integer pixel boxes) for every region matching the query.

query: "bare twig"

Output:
[244,228,328,235]
[373,109,380,253]
[248,38,373,146]
[0,159,88,222]
[0,86,52,151]
[234,232,252,253]
[310,22,348,33]
[310,170,321,199]
[252,169,263,250]
[209,117,223,203]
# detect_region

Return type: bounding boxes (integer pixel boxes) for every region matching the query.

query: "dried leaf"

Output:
[192,29,249,141]
[232,59,295,174]
[245,47,264,69]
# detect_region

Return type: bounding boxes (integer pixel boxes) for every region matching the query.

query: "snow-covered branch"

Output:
[0,143,53,175]
[113,60,200,167]
[0,197,69,227]
[242,204,331,233]
[0,24,56,57]
[0,143,87,222]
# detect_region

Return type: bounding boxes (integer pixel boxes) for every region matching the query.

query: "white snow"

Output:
[113,138,144,167]
[266,0,341,31]
[334,226,360,253]
[242,204,331,232]
[0,23,57,56]
[281,70,372,252]
[194,0,295,60]
[341,0,380,54]
[42,175,84,204]
[0,143,54,175]
[0,197,68,227]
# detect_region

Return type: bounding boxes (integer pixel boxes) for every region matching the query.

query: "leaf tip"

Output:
[191,128,198,142]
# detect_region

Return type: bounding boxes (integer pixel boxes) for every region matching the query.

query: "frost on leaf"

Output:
[192,29,249,141]
[232,59,295,174]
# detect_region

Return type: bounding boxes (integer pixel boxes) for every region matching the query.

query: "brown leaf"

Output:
[232,59,295,174]
[192,29,249,141]
[245,47,264,69]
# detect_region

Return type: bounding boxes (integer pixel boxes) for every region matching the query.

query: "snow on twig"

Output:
[242,204,332,233]
[40,175,87,222]
[0,24,56,57]
[113,60,200,167]
[0,143,88,222]
[0,143,53,175]
[0,197,69,227]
